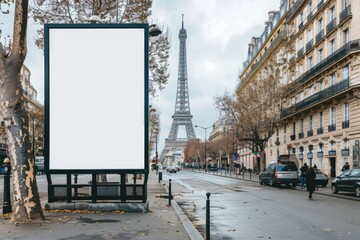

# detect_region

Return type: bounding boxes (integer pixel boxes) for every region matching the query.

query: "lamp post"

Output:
[155,130,159,175]
[195,125,212,172]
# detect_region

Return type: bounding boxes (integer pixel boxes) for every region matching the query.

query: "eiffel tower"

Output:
[159,15,198,164]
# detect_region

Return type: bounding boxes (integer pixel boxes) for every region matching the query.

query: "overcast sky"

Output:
[1,0,280,156]
[152,0,279,153]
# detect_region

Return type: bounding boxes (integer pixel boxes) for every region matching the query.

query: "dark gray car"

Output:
[331,169,360,197]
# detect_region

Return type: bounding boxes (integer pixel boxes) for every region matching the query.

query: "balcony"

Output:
[328,124,336,132]
[315,30,324,45]
[293,39,360,87]
[317,0,324,11]
[290,135,296,141]
[298,132,304,139]
[307,12,313,22]
[287,0,306,21]
[326,18,337,35]
[339,5,352,25]
[342,120,350,129]
[317,127,324,135]
[307,130,313,137]
[297,47,304,59]
[281,79,349,119]
[306,39,314,52]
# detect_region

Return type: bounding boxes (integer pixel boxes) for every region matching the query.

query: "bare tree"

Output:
[30,0,170,99]
[216,65,287,171]
[0,0,45,222]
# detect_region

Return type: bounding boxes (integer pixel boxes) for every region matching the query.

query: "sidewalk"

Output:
[0,172,203,240]
[192,168,360,201]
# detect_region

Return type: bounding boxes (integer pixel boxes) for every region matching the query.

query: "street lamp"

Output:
[195,125,213,172]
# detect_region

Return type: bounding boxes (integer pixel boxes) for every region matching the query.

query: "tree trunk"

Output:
[0,0,44,222]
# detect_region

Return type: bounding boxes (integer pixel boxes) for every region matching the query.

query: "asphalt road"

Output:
[163,170,360,240]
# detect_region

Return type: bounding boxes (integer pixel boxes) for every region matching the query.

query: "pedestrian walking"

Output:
[306,167,316,200]
[300,163,308,189]
[342,162,350,172]
[313,164,318,169]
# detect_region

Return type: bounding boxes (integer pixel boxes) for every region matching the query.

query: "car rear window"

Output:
[277,161,297,171]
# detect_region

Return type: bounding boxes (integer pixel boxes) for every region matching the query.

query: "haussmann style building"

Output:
[239,0,360,177]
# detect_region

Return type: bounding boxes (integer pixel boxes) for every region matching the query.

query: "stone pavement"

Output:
[0,172,203,240]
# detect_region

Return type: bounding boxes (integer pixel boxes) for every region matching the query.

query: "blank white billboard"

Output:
[46,25,148,170]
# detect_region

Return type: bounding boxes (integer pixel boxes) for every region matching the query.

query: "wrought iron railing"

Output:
[317,0,324,11]
[299,22,304,31]
[290,134,296,141]
[317,127,324,135]
[342,120,350,129]
[297,47,304,59]
[339,5,352,24]
[298,132,304,139]
[294,39,360,86]
[307,130,313,137]
[328,124,336,132]
[315,30,324,45]
[306,39,313,52]
[326,18,337,35]
[281,79,349,118]
[287,0,305,20]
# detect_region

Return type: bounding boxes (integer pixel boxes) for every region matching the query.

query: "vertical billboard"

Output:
[44,24,149,171]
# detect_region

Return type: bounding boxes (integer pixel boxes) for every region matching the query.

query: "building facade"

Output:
[239,0,360,177]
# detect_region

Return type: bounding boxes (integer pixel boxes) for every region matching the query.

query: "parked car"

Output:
[208,164,218,172]
[297,168,329,187]
[166,166,177,173]
[259,155,298,187]
[331,169,360,197]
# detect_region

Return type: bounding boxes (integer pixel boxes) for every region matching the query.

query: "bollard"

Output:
[3,158,12,214]
[74,174,78,197]
[206,192,211,240]
[168,179,172,206]
[158,171,162,183]
[250,170,252,180]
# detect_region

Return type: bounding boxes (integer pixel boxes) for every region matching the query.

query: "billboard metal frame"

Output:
[44,23,149,203]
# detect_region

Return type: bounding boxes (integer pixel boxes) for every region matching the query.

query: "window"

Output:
[298,38,304,50]
[330,107,336,125]
[309,115,313,130]
[330,72,336,86]
[329,6,335,22]
[329,39,335,54]
[298,64,304,76]
[343,28,349,45]
[319,79,324,91]
[291,97,296,105]
[318,18,323,32]
[283,125,287,143]
[342,0,349,9]
[308,2,312,15]
[299,12,304,24]
[307,29,313,41]
[300,119,304,133]
[308,57,313,69]
[319,112,323,128]
[318,48,323,62]
[343,65,349,80]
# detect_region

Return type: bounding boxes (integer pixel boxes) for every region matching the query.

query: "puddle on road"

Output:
[76,217,120,223]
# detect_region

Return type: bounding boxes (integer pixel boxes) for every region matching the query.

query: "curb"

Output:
[162,181,204,240]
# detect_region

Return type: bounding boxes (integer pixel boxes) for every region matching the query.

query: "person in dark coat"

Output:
[306,167,316,199]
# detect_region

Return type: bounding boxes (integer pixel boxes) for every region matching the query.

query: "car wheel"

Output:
[356,187,360,198]
[270,179,276,187]
[331,184,338,194]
